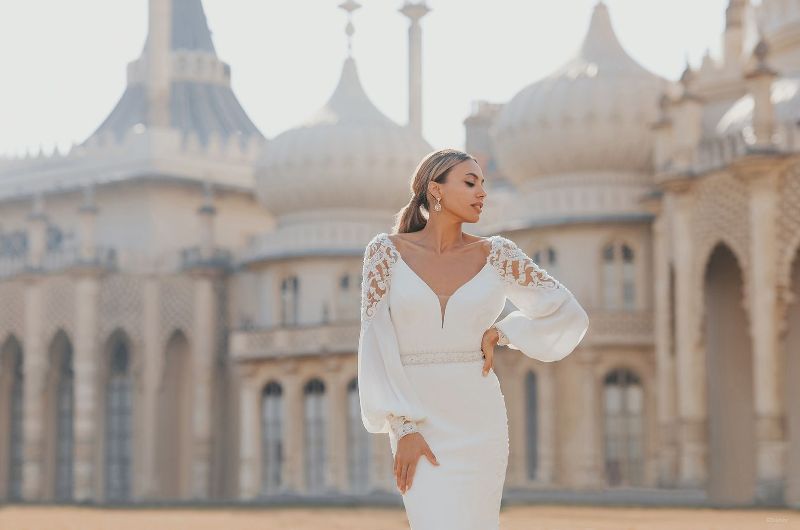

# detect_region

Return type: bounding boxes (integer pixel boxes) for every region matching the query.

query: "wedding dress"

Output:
[358,232,589,530]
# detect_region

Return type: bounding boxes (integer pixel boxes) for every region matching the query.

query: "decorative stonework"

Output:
[43,276,76,339]
[159,275,195,344]
[778,164,800,294]
[0,281,25,338]
[98,275,144,344]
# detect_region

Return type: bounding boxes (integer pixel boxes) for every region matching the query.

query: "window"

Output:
[4,338,24,501]
[602,241,637,310]
[105,335,133,502]
[52,333,74,501]
[280,275,300,326]
[261,381,284,496]
[531,245,558,278]
[603,368,644,487]
[347,378,371,493]
[304,378,326,494]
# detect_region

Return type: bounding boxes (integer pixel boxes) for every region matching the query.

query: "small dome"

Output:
[491,2,666,183]
[256,57,432,219]
[716,76,800,137]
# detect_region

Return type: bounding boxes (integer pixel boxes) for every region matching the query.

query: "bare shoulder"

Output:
[462,232,495,257]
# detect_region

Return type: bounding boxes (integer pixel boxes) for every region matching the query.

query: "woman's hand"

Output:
[394,432,439,494]
[481,326,500,376]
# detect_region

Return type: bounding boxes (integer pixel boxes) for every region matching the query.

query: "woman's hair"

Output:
[392,148,477,234]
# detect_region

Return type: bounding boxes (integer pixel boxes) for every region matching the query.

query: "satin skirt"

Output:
[389,359,510,530]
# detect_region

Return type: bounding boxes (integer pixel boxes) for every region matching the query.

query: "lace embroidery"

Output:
[360,232,399,327]
[400,349,484,365]
[488,236,565,291]
[387,413,419,439]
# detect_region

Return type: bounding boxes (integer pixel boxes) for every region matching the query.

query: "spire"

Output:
[338,0,361,57]
[400,1,431,136]
[556,1,654,77]
[144,0,216,56]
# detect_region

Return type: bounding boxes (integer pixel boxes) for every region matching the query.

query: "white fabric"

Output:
[357,232,589,530]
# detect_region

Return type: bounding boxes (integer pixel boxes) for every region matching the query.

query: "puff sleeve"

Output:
[357,233,428,437]
[490,236,589,362]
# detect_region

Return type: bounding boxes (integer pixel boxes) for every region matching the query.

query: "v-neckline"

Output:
[385,234,496,329]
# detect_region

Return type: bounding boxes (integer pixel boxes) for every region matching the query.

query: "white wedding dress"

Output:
[358,232,589,530]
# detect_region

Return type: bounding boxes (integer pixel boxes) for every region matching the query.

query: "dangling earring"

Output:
[433,195,442,212]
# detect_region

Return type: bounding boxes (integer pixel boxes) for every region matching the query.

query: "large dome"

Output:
[491,2,666,184]
[256,57,432,220]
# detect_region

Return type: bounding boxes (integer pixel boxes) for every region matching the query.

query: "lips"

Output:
[472,203,483,212]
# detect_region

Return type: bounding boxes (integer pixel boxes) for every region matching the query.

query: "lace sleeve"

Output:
[489,236,589,362]
[360,233,399,327]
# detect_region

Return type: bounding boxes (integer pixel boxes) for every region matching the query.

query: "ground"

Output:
[0,505,797,530]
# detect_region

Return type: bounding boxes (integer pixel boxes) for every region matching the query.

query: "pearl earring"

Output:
[433,196,442,212]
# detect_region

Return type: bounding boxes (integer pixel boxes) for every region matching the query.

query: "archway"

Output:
[603,368,644,486]
[44,330,74,501]
[346,377,370,493]
[304,378,326,494]
[104,330,134,502]
[260,380,284,496]
[0,336,23,501]
[704,243,755,504]
[155,330,192,499]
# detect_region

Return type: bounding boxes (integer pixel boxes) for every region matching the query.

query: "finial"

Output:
[338,0,362,57]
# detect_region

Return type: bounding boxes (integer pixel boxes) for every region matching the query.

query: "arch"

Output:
[602,367,645,487]
[45,329,74,501]
[155,329,192,499]
[303,377,326,494]
[103,329,134,502]
[784,246,800,506]
[703,243,756,504]
[0,335,23,500]
[524,370,539,481]
[260,380,284,496]
[346,376,371,493]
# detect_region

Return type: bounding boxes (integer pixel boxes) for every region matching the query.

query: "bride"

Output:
[358,148,589,530]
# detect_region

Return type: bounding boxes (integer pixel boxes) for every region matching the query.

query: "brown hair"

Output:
[392,148,477,234]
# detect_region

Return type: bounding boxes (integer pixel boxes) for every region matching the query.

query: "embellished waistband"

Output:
[400,349,484,366]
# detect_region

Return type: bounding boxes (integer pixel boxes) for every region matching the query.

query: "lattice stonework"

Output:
[159,275,195,343]
[778,165,800,294]
[0,281,25,339]
[43,276,77,339]
[692,171,751,283]
[99,274,144,343]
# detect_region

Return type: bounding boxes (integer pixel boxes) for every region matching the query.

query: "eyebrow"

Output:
[465,172,485,183]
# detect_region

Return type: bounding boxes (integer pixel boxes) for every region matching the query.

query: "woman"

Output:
[358,148,589,529]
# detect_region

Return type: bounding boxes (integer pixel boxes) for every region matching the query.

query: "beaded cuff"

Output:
[493,324,510,346]
[388,414,419,439]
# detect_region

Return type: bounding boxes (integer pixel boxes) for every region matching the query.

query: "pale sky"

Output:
[0,0,735,157]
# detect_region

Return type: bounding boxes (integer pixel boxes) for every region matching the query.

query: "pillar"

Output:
[191,272,217,498]
[21,275,45,500]
[237,367,259,499]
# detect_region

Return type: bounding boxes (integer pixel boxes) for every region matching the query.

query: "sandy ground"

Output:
[0,505,798,530]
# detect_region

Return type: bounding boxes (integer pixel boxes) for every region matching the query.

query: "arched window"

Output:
[602,241,637,310]
[281,275,300,326]
[304,378,326,494]
[105,333,133,502]
[261,381,284,495]
[603,368,644,486]
[525,370,539,481]
[49,331,74,501]
[337,272,360,322]
[347,377,371,493]
[2,337,24,500]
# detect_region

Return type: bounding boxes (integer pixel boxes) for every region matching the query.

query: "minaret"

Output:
[399,1,431,136]
[146,0,172,127]
[723,0,747,72]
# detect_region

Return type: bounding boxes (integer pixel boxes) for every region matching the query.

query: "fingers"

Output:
[482,348,493,376]
[425,447,440,466]
[399,463,409,493]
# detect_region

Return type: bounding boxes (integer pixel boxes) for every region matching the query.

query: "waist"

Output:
[399,349,484,366]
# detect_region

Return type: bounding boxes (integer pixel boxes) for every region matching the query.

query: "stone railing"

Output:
[0,245,117,279]
[231,320,360,360]
[585,309,654,346]
[180,245,233,271]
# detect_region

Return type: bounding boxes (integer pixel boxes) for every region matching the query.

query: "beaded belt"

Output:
[400,349,484,366]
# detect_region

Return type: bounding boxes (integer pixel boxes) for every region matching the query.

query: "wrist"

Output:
[492,324,509,346]
[388,415,419,439]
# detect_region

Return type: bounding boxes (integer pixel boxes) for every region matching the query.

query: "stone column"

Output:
[191,272,217,499]
[21,274,46,500]
[138,275,160,499]
[501,354,526,486]
[653,209,679,486]
[670,187,708,487]
[323,361,347,493]
[284,372,304,493]
[748,171,786,502]
[575,349,603,488]
[538,362,557,484]
[237,367,259,500]
[72,273,100,501]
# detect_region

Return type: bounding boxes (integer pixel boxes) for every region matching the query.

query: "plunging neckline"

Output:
[385,234,496,329]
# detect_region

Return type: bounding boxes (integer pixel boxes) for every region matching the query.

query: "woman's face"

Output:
[428,158,487,223]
